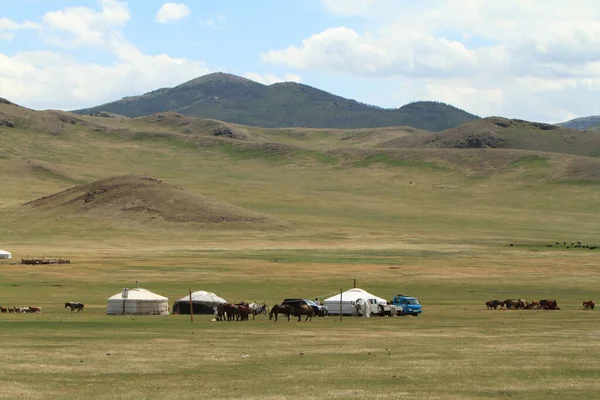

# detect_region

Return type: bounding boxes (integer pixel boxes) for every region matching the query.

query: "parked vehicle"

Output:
[281,298,328,316]
[391,294,422,316]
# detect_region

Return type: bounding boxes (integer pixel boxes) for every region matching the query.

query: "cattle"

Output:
[539,299,559,310]
[583,300,595,310]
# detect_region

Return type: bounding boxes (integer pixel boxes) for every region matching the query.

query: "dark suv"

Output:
[282,298,328,316]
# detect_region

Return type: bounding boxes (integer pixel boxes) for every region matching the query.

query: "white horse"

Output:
[247,302,269,320]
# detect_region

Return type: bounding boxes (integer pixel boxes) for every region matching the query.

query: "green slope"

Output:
[72,72,479,131]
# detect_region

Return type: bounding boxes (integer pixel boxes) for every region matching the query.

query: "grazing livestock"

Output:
[486,300,503,309]
[236,305,250,321]
[291,304,314,322]
[27,306,41,313]
[248,302,269,320]
[269,304,292,322]
[65,302,84,312]
[539,299,559,310]
[524,301,540,310]
[0,307,6,313]
[583,300,595,310]
[216,303,238,321]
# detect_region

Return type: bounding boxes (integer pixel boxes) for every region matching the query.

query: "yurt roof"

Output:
[108,288,168,301]
[0,250,11,255]
[175,290,227,304]
[324,288,386,304]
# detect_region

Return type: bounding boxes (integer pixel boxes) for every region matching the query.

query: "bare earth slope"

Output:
[24,175,282,225]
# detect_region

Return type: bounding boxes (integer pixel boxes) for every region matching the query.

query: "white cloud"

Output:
[42,0,129,48]
[156,2,191,24]
[0,49,210,111]
[200,14,226,30]
[260,0,600,121]
[262,27,477,78]
[0,1,208,110]
[0,17,40,41]
[244,72,302,85]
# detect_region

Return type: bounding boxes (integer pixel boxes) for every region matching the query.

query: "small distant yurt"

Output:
[106,288,169,315]
[324,288,387,316]
[172,291,227,314]
[0,250,11,259]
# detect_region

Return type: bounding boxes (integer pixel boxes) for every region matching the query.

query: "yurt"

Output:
[106,288,169,315]
[0,250,11,259]
[172,290,227,314]
[324,288,387,316]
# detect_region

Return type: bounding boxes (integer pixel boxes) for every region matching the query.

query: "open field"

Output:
[2,244,600,400]
[1,105,600,398]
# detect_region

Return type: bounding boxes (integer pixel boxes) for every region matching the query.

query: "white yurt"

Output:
[172,290,227,315]
[324,288,387,316]
[106,288,169,315]
[0,250,12,259]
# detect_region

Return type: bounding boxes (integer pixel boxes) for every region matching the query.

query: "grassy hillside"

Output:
[72,72,480,131]
[557,115,600,130]
[381,116,600,158]
[2,103,600,399]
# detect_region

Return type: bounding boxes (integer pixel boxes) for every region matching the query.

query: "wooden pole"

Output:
[353,279,356,288]
[339,288,343,322]
[189,288,194,323]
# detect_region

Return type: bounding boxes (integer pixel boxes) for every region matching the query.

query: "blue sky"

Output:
[1,0,600,123]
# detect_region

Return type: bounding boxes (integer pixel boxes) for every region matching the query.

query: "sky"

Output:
[1,0,600,123]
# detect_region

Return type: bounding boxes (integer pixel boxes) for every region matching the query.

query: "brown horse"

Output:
[583,300,595,310]
[269,304,291,322]
[237,305,249,321]
[291,304,314,322]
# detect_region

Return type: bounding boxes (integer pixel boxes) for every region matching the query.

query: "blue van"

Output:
[391,295,422,316]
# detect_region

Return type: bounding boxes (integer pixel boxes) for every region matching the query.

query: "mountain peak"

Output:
[177,72,262,88]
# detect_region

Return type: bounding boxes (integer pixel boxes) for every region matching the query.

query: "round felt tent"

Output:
[0,250,11,259]
[172,290,227,315]
[106,288,169,315]
[324,288,387,316]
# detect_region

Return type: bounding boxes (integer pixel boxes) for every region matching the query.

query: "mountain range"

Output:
[73,72,479,132]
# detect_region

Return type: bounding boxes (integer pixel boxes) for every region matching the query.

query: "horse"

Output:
[217,304,237,321]
[583,300,595,310]
[269,304,291,322]
[236,305,250,321]
[27,306,41,313]
[65,302,84,313]
[248,302,269,320]
[291,304,314,322]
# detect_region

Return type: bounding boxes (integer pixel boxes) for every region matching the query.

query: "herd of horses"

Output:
[215,302,315,322]
[0,302,84,314]
[485,298,594,310]
[0,306,41,313]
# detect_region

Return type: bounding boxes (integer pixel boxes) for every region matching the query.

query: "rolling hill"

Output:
[72,72,479,131]
[24,175,283,226]
[2,98,600,246]
[380,117,600,158]
[556,115,600,130]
